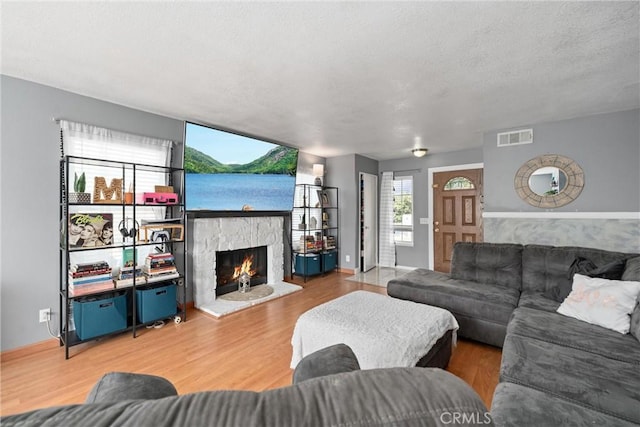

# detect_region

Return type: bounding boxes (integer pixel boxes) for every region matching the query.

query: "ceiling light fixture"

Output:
[412,148,428,158]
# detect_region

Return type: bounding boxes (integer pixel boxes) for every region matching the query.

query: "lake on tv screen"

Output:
[186,173,296,211]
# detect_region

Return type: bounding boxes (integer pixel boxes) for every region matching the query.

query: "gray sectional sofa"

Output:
[388,242,640,426]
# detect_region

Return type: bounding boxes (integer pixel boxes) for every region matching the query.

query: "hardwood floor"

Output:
[0,273,502,416]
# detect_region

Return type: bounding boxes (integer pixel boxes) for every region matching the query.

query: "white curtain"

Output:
[61,120,173,199]
[379,171,396,267]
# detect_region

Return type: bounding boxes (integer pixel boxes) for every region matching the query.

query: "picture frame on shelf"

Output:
[320,191,330,206]
[68,213,114,248]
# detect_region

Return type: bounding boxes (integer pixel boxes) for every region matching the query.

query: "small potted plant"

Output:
[69,172,91,203]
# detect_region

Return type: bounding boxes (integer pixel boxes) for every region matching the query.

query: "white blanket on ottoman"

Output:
[290,290,459,369]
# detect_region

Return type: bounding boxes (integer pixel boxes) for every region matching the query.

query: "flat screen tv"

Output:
[184,122,299,212]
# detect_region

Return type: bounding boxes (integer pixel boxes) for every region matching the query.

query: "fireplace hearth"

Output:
[215,246,268,296]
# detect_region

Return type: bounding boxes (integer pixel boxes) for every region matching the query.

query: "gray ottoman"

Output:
[291,290,459,370]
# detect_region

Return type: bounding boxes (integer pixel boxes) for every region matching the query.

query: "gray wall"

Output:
[483,109,640,252]
[484,109,640,212]
[326,155,357,270]
[379,148,483,268]
[1,76,185,351]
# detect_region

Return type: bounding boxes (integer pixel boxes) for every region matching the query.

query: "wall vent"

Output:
[497,129,533,147]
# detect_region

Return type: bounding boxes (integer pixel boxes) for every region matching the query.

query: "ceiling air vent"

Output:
[497,129,533,147]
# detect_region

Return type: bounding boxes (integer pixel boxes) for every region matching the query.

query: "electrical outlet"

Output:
[345,255,350,263]
[39,308,50,323]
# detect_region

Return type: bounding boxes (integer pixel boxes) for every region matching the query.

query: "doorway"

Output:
[430,166,483,273]
[360,172,378,272]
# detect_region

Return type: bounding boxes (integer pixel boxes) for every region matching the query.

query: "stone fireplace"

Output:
[215,245,268,296]
[191,216,285,311]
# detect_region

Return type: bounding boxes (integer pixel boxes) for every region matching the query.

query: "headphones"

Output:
[118,218,140,239]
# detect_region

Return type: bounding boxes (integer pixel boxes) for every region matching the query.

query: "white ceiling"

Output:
[2,1,638,160]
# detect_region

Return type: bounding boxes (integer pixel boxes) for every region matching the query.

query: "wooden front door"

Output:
[433,169,483,273]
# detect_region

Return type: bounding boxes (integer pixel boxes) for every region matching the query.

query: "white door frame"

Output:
[427,162,484,270]
[359,172,378,272]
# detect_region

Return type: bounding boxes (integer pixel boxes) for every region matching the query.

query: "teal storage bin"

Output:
[136,283,177,323]
[73,292,127,340]
[322,250,337,272]
[295,253,321,276]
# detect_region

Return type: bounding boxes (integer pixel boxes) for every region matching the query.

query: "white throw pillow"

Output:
[557,274,640,334]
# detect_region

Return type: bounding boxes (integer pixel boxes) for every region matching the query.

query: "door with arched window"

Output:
[433,169,483,272]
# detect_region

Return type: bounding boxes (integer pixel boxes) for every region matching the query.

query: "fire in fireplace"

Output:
[215,246,268,296]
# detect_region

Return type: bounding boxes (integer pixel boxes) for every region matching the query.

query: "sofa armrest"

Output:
[292,343,360,384]
[86,372,178,403]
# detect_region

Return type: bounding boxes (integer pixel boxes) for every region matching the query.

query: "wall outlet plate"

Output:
[39,308,50,323]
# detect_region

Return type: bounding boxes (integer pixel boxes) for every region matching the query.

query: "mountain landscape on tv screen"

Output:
[185,145,298,175]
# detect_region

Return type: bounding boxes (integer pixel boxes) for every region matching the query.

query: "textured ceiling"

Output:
[2,1,638,160]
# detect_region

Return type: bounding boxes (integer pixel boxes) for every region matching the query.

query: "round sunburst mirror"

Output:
[514,154,584,208]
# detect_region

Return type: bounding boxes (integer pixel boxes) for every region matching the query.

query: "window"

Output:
[444,176,475,190]
[393,176,413,245]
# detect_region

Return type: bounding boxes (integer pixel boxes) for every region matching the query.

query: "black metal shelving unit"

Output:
[59,155,188,359]
[291,184,339,282]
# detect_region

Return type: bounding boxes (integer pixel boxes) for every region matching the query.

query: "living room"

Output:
[1,1,639,425]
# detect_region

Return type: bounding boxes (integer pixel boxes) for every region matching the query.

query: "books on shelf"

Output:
[69,267,111,279]
[70,261,110,273]
[145,253,175,266]
[146,271,180,283]
[115,276,147,288]
[115,264,144,288]
[69,281,114,296]
[119,265,143,279]
[68,261,114,296]
[68,273,112,286]
[143,252,178,282]
[67,251,180,296]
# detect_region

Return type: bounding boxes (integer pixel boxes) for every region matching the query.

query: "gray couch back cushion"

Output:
[522,245,633,293]
[1,368,491,427]
[451,242,523,290]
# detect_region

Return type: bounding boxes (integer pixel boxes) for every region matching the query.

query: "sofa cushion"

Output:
[622,256,640,281]
[507,307,640,365]
[387,268,520,325]
[522,245,632,294]
[492,382,638,427]
[2,368,491,427]
[450,242,523,291]
[500,334,640,424]
[557,274,640,334]
[544,257,627,302]
[516,291,561,313]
